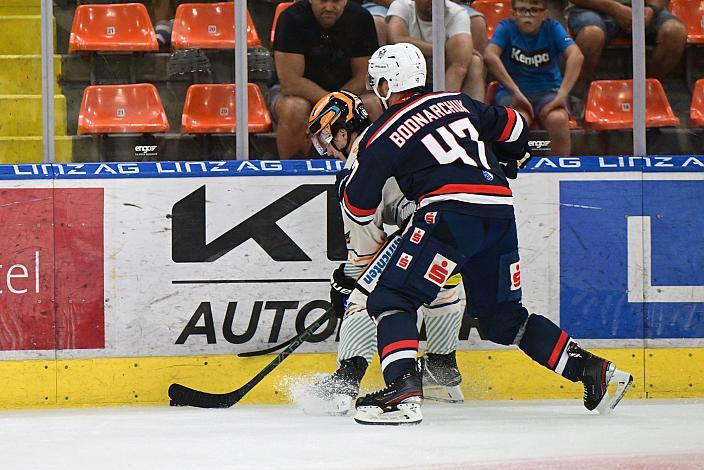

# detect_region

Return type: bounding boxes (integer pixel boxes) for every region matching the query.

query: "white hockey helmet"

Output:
[367,43,426,107]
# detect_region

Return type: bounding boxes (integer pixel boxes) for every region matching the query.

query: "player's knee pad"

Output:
[475,304,529,346]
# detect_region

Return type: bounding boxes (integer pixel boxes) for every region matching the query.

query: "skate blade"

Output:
[595,368,634,415]
[423,384,464,403]
[354,402,423,425]
[302,393,353,416]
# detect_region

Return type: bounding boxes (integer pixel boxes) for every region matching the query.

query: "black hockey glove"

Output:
[495,143,532,179]
[499,159,519,179]
[330,264,355,318]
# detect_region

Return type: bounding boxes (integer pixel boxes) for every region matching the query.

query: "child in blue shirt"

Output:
[484,0,583,155]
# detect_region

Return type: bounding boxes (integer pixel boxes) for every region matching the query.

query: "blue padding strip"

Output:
[0,156,701,180]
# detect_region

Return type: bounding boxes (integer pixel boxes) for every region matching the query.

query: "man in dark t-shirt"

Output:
[271,0,380,158]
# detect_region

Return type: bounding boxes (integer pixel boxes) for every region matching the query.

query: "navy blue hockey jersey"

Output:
[341,91,529,224]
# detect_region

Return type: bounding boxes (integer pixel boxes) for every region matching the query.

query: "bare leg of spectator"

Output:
[462,51,485,101]
[541,108,571,156]
[445,35,473,93]
[361,93,383,121]
[646,19,687,81]
[515,107,534,129]
[373,16,387,46]
[573,25,605,98]
[275,96,313,159]
[470,16,488,55]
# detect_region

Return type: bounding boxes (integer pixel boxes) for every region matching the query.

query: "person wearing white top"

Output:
[386,0,486,100]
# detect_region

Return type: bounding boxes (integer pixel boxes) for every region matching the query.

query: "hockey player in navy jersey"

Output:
[305,90,466,414]
[339,43,633,425]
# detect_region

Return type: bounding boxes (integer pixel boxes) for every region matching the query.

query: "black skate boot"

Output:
[354,362,423,425]
[570,344,634,414]
[304,356,368,415]
[421,352,464,403]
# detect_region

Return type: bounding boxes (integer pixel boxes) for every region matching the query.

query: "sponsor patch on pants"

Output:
[510,261,521,290]
[410,227,425,244]
[396,252,413,270]
[424,212,437,224]
[423,254,457,287]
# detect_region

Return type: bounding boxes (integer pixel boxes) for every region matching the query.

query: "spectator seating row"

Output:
[77,82,272,134]
[69,2,261,53]
[75,78,703,136]
[471,0,703,43]
[486,79,702,130]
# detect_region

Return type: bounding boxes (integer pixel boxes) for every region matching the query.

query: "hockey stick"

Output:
[168,307,333,408]
[238,333,300,357]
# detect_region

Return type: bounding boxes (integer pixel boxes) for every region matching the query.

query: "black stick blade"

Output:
[168,383,243,408]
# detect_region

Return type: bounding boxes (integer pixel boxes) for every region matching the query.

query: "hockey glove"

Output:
[496,143,532,180]
[330,264,355,318]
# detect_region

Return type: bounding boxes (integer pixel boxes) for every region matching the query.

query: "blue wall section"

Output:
[560,180,704,339]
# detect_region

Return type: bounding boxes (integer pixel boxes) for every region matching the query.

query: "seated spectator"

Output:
[567,0,687,101]
[386,0,485,101]
[272,0,381,158]
[453,0,489,55]
[357,1,393,45]
[484,0,583,156]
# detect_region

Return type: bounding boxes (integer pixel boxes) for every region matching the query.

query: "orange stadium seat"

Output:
[271,2,294,45]
[471,1,512,39]
[691,79,704,126]
[484,81,578,128]
[181,83,273,134]
[69,3,158,53]
[77,83,170,134]
[670,0,704,43]
[609,36,631,46]
[171,2,262,50]
[485,80,500,104]
[584,79,680,130]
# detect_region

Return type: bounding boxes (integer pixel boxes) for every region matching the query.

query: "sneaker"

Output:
[422,352,464,403]
[155,20,173,52]
[303,356,367,415]
[570,344,634,414]
[354,362,423,425]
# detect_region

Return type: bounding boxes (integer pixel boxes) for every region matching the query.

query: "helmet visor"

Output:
[311,125,333,157]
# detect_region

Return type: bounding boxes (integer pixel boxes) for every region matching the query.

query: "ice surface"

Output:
[0,400,702,469]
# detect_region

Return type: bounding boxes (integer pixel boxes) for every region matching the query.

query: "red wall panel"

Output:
[0,188,104,351]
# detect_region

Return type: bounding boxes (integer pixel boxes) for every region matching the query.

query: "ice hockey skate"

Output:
[302,356,367,415]
[354,364,423,425]
[571,344,634,414]
[421,352,464,403]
